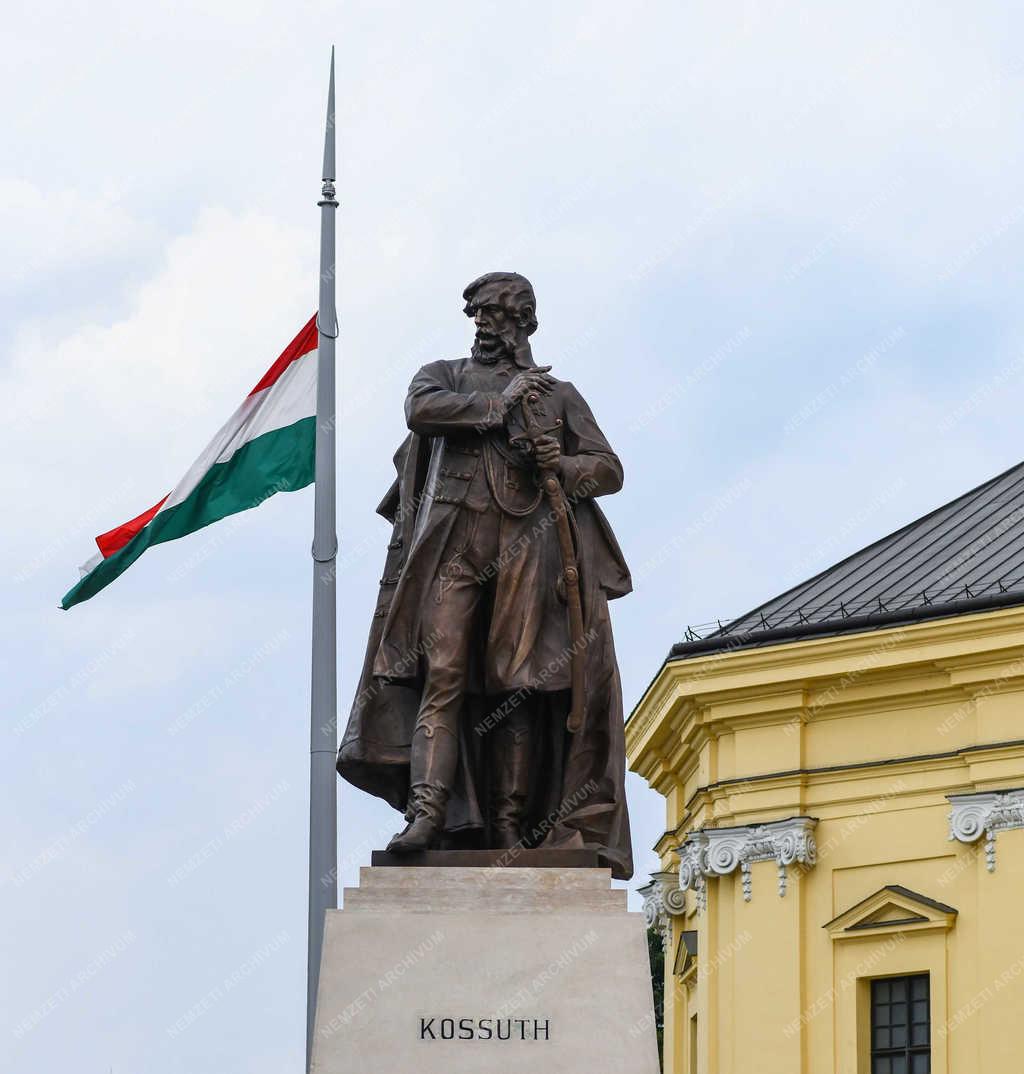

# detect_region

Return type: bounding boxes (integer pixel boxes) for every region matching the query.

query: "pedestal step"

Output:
[370,848,601,868]
[343,865,624,913]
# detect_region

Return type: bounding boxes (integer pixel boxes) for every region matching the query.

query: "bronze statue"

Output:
[337,272,633,879]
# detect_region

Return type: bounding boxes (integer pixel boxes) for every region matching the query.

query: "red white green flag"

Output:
[62,315,319,610]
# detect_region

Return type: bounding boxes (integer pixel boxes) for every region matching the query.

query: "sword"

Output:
[512,390,587,734]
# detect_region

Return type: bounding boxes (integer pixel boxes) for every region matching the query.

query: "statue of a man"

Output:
[337,272,633,879]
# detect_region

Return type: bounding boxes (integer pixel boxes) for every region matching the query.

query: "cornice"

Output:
[627,607,1024,777]
[683,738,1024,815]
[631,606,1024,717]
[666,603,1024,675]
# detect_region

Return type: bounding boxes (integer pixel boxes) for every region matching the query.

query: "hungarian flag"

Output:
[62,315,319,610]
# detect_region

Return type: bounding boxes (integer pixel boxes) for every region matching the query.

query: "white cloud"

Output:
[0,179,160,290]
[2,207,312,573]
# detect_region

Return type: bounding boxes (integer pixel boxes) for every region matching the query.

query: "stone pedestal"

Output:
[310,866,660,1073]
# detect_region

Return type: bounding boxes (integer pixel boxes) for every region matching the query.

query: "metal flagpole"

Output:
[308,46,339,1072]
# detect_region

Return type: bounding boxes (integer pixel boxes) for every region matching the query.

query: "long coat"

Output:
[337,356,634,879]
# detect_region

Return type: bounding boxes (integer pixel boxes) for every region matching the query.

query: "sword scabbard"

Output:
[520,392,587,734]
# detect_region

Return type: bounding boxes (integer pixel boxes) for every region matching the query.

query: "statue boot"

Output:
[489,718,531,850]
[387,726,457,853]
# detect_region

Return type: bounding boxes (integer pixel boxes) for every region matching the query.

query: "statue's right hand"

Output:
[501,366,555,408]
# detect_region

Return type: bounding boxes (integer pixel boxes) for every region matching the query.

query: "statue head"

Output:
[462,272,538,365]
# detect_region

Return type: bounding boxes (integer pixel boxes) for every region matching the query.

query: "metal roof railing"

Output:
[682,573,1024,643]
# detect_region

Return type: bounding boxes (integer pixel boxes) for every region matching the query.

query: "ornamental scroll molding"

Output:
[948,788,1024,872]
[640,871,688,951]
[676,817,817,907]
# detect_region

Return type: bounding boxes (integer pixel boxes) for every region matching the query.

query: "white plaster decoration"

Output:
[640,871,688,951]
[677,831,708,901]
[676,817,817,904]
[740,861,753,901]
[948,789,1024,873]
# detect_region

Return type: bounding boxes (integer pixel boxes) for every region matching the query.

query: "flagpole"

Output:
[308,46,338,1072]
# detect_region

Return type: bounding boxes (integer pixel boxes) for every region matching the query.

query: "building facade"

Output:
[628,463,1024,1073]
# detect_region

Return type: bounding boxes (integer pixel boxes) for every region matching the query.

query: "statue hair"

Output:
[462,272,538,335]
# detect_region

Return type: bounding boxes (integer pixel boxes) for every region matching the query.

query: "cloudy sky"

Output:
[5,1,1024,1069]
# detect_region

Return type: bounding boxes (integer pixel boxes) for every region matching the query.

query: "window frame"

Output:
[869,973,930,1073]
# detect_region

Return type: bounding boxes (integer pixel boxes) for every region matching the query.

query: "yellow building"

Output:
[629,462,1024,1074]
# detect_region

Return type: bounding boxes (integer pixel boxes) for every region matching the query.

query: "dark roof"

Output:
[670,459,1024,659]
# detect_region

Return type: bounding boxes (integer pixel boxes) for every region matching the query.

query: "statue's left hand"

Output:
[534,434,561,471]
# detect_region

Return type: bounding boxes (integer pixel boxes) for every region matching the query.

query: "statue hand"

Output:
[533,434,561,470]
[501,366,555,409]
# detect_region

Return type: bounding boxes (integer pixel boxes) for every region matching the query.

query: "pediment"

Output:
[673,929,698,978]
[825,884,957,941]
[859,901,926,927]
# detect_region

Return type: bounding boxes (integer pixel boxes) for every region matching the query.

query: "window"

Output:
[871,974,930,1074]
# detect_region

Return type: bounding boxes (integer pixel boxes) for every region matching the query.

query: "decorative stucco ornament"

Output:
[948,789,1024,873]
[676,817,817,905]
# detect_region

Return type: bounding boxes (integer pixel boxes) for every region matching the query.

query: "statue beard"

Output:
[471,327,517,365]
